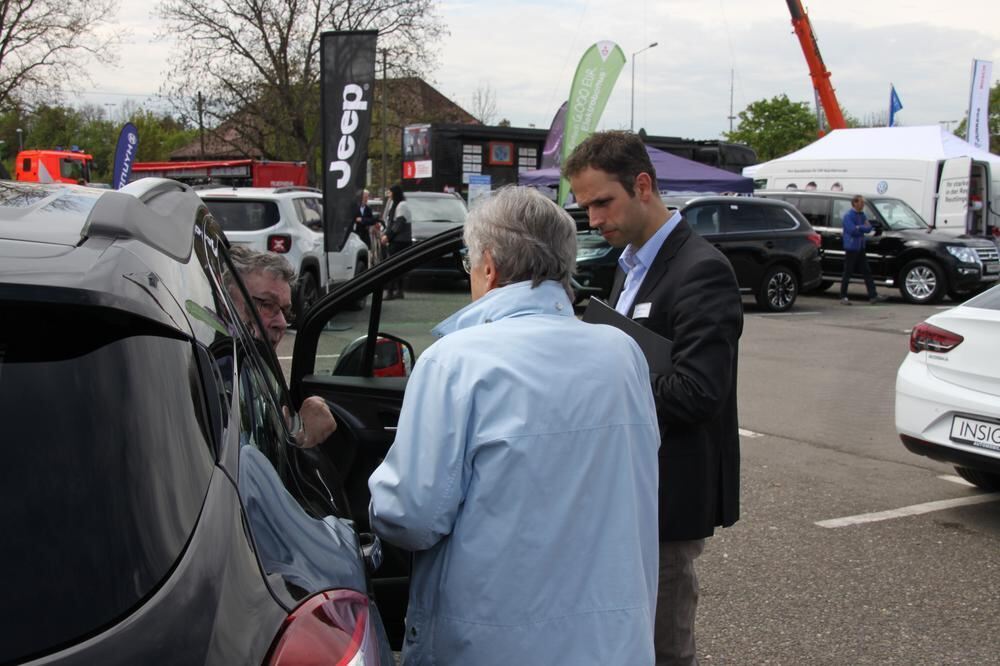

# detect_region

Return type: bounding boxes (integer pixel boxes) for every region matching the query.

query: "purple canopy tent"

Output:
[519,144,753,194]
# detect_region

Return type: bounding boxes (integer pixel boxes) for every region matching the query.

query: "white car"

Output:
[895,285,1000,490]
[198,186,368,317]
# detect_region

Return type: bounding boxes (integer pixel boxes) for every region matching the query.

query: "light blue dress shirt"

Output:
[369,280,660,666]
[616,210,683,315]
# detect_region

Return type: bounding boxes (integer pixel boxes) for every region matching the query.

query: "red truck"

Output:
[15,149,94,184]
[130,159,308,187]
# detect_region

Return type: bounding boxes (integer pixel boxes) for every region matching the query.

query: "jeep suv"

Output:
[0,179,392,664]
[573,196,823,312]
[198,186,369,317]
[758,190,1000,303]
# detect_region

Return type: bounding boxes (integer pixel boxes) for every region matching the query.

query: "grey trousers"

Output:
[655,538,706,666]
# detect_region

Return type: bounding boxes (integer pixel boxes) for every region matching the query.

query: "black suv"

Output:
[0,179,394,664]
[573,196,823,312]
[758,190,1000,303]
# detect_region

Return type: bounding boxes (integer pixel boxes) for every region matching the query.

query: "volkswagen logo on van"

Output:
[877,180,889,194]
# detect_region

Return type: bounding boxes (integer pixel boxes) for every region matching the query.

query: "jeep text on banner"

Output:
[322,30,377,253]
[113,123,139,190]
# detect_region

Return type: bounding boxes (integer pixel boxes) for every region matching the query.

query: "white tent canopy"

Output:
[744,126,1000,178]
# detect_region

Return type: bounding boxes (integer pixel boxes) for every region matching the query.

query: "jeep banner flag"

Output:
[965,59,993,152]
[558,41,627,205]
[112,123,139,190]
[322,30,377,252]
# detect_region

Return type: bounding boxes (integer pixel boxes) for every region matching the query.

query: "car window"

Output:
[872,199,929,230]
[832,199,854,227]
[720,202,772,233]
[0,309,215,664]
[202,199,281,231]
[685,204,721,235]
[404,195,468,223]
[762,206,801,230]
[295,196,323,228]
[795,197,831,227]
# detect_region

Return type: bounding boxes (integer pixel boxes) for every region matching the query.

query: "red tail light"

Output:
[909,322,964,353]
[268,590,380,666]
[806,231,822,248]
[268,234,292,253]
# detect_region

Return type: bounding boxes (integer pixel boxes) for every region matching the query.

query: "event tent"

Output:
[743,125,1000,178]
[519,144,753,194]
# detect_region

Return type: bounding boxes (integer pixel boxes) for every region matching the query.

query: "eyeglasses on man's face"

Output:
[252,295,293,321]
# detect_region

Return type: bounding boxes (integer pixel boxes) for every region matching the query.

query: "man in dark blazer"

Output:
[566,131,742,666]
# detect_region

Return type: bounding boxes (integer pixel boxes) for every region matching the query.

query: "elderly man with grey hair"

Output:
[226,245,336,450]
[368,186,661,665]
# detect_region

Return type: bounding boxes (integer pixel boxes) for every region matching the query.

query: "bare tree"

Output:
[470,83,497,125]
[0,0,118,109]
[157,0,447,182]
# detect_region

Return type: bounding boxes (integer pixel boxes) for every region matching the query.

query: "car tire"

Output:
[755,265,798,312]
[898,259,945,304]
[954,466,1000,491]
[346,258,369,311]
[294,271,320,324]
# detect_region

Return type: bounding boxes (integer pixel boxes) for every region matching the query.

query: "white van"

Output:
[746,126,1000,240]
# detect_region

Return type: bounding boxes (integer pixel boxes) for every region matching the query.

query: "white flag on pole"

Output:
[966,59,993,151]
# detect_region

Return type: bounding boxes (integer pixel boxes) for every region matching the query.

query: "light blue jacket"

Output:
[369,281,660,666]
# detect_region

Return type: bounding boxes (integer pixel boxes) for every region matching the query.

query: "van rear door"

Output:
[934,157,971,232]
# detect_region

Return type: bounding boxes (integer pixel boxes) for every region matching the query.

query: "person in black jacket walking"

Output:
[381,184,412,299]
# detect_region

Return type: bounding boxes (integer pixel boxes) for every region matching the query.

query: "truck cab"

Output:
[15,149,94,184]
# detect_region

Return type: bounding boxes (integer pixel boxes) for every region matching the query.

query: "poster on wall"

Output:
[468,174,492,209]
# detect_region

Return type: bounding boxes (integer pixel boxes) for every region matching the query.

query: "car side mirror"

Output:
[869,219,883,235]
[333,332,414,378]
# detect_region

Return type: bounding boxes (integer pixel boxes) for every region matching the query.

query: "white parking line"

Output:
[815,493,1000,528]
[938,474,976,487]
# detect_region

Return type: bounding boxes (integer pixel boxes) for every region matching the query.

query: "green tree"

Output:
[953,80,1000,154]
[724,94,818,161]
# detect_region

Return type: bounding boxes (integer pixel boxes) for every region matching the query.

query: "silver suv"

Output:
[198,186,368,317]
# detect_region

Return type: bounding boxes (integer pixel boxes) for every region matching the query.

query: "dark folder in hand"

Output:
[582,298,673,375]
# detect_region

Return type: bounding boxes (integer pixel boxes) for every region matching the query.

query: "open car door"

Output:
[935,157,971,233]
[290,227,465,648]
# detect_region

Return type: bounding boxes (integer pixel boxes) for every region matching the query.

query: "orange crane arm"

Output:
[786,0,847,133]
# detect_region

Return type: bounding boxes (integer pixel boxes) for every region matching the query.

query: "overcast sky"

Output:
[82,0,1000,142]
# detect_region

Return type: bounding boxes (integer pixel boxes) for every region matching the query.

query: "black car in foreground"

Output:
[758,190,1000,303]
[573,196,823,312]
[0,179,393,665]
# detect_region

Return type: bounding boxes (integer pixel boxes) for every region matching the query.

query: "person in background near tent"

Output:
[840,195,886,305]
[353,189,375,248]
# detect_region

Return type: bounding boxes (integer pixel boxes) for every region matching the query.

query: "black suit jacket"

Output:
[353,205,375,242]
[610,218,743,541]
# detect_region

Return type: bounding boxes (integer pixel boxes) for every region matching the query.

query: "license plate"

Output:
[985,263,1000,274]
[950,415,1000,452]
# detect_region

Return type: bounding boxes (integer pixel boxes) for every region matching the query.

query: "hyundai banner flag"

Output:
[112,123,139,190]
[888,85,903,127]
[321,30,377,252]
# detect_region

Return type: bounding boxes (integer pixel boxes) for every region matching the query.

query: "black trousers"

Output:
[841,250,877,298]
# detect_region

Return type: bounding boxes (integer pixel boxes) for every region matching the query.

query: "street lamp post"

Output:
[16,128,23,151]
[630,42,658,132]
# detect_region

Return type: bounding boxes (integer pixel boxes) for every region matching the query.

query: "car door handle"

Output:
[384,426,397,432]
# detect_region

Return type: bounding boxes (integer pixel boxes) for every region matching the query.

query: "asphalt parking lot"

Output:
[280,281,1000,664]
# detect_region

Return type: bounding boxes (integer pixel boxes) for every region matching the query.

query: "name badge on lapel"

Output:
[633,302,652,319]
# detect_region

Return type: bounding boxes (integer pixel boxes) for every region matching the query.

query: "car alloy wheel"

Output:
[757,265,798,312]
[899,259,944,304]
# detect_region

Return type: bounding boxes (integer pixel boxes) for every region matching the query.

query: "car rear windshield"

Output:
[203,199,281,231]
[0,305,214,663]
[405,196,468,223]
